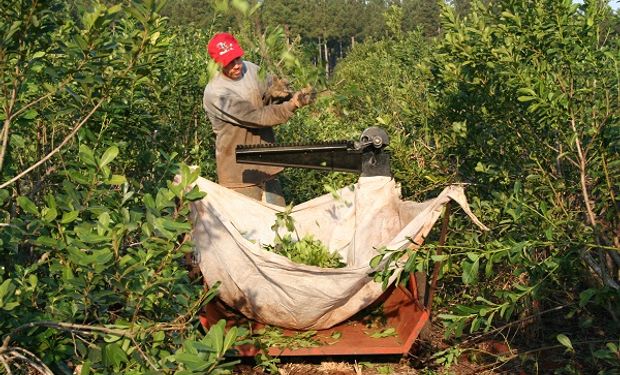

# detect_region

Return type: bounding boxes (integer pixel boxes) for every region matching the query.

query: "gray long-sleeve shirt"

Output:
[203,61,297,188]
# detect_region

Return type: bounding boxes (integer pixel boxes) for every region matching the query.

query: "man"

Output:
[202,32,312,206]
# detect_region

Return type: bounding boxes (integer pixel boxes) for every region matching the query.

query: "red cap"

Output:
[207,32,244,67]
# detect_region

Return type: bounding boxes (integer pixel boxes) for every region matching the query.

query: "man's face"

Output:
[222,57,243,80]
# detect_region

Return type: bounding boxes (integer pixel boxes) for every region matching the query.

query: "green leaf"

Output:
[99,146,119,168]
[175,352,211,371]
[61,210,80,224]
[17,196,38,216]
[107,4,122,14]
[102,343,128,367]
[152,331,165,342]
[211,320,225,355]
[462,258,479,285]
[0,189,9,205]
[107,175,127,185]
[368,327,397,338]
[0,279,14,300]
[22,109,38,119]
[150,31,161,45]
[517,87,537,96]
[34,236,61,248]
[370,254,383,268]
[74,226,109,243]
[557,334,574,352]
[0,279,18,311]
[79,145,97,168]
[79,360,91,375]
[143,194,156,213]
[517,96,537,102]
[179,164,191,188]
[98,212,110,228]
[161,218,191,232]
[184,186,206,201]
[126,5,147,24]
[42,207,58,223]
[231,0,250,15]
[223,326,238,351]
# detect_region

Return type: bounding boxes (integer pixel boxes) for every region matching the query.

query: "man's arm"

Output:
[212,92,297,128]
[205,89,312,129]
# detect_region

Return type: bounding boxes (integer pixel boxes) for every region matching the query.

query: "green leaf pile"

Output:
[263,205,345,268]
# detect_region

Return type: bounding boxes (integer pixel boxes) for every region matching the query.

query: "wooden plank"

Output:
[200,285,430,357]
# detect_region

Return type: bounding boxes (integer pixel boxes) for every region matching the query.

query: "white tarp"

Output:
[190,176,487,330]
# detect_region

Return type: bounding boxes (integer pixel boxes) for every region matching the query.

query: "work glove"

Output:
[263,77,293,104]
[291,86,316,109]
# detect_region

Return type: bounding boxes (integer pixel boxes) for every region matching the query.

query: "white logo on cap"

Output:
[217,42,234,56]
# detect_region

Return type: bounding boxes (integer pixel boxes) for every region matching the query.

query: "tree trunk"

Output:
[317,36,322,68]
[324,39,329,79]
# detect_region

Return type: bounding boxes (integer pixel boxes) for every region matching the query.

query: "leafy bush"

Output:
[431,0,618,320]
[0,1,244,373]
[325,0,619,371]
[0,143,227,372]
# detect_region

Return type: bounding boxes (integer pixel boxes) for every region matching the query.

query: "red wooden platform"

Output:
[200,282,429,356]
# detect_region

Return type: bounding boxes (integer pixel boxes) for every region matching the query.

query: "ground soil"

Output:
[232,322,522,375]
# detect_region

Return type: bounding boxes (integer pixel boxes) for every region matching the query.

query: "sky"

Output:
[577,0,620,10]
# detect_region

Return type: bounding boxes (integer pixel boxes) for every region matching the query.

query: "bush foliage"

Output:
[1,0,618,373]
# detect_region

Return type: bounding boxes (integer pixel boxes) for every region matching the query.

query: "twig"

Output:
[5,320,133,346]
[0,346,54,375]
[459,304,570,346]
[569,113,596,227]
[9,91,56,122]
[569,111,619,290]
[172,287,215,325]
[12,347,54,375]
[471,339,612,374]
[0,355,12,375]
[0,118,11,173]
[0,99,104,189]
[131,336,160,372]
[0,84,17,172]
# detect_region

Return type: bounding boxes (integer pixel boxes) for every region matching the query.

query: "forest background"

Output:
[0,0,618,374]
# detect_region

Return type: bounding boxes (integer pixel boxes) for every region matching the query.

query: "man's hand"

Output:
[291,86,316,109]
